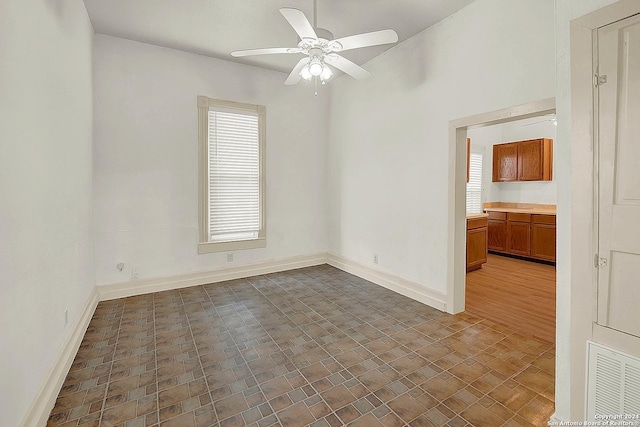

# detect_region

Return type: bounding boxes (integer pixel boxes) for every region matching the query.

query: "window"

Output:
[466,152,483,214]
[198,96,266,253]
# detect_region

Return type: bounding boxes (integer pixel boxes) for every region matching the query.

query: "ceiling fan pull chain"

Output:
[314,77,318,96]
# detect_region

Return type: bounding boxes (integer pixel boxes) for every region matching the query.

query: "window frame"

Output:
[197,96,266,254]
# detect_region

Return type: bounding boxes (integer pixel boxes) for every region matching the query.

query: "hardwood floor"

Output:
[465,254,556,343]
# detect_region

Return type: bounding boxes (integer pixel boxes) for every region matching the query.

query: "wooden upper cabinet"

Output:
[492,142,518,182]
[518,139,553,181]
[492,138,553,182]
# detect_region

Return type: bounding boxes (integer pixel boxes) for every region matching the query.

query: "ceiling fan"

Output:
[231,2,398,89]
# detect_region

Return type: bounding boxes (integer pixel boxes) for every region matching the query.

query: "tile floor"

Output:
[47,265,555,427]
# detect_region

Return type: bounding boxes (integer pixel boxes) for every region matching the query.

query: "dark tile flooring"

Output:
[47,265,555,427]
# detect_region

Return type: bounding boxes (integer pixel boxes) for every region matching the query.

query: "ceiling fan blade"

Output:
[280,8,317,40]
[332,29,398,52]
[285,57,310,85]
[330,55,371,80]
[231,47,300,57]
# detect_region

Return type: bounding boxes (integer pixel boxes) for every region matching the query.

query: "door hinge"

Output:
[594,74,607,87]
[595,254,608,268]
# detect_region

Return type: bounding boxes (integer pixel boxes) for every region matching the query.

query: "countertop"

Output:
[466,213,489,219]
[482,202,556,215]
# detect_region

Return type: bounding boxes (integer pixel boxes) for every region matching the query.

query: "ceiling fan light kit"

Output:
[308,55,323,76]
[230,3,398,94]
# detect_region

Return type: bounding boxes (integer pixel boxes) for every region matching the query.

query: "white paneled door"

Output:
[597,13,640,338]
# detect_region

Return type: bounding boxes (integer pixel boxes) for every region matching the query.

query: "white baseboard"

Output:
[98,253,328,301]
[21,287,99,427]
[327,253,447,312]
[99,252,448,313]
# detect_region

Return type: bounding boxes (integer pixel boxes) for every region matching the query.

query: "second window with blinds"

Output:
[197,96,266,254]
[466,151,483,214]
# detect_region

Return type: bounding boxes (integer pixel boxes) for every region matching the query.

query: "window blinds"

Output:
[466,152,483,214]
[208,109,260,242]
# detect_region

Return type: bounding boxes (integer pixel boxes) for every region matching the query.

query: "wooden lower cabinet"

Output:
[467,217,488,272]
[486,211,556,262]
[487,211,507,252]
[488,220,507,252]
[531,215,556,261]
[507,220,531,256]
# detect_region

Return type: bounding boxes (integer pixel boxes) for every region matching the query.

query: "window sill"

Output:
[198,238,266,254]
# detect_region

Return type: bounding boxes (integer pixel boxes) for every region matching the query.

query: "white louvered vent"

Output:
[626,364,640,414]
[586,341,640,421]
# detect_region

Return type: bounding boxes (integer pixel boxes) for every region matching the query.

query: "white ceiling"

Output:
[83,0,476,75]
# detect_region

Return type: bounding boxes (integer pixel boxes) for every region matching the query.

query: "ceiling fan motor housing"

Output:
[298,28,343,53]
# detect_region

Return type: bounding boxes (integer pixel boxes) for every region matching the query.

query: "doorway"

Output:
[464,115,558,343]
[446,98,556,315]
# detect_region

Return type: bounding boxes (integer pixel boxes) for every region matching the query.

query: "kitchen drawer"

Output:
[533,214,556,225]
[467,217,488,230]
[487,211,507,220]
[507,212,531,222]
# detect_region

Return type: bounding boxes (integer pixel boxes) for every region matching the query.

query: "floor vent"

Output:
[586,341,640,422]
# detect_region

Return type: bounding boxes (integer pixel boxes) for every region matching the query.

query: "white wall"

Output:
[468,117,558,205]
[93,35,328,286]
[327,0,555,294]
[0,1,95,426]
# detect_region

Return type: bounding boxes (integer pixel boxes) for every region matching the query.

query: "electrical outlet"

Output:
[131,267,139,279]
[64,309,68,327]
[373,254,379,264]
[227,253,234,262]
